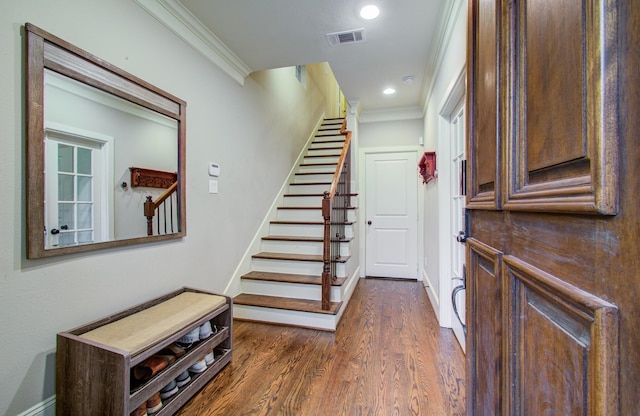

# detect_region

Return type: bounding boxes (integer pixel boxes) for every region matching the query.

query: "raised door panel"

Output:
[504,0,619,214]
[466,238,503,415]
[467,0,501,210]
[503,255,619,415]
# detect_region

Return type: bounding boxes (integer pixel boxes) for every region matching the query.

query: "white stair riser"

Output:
[269,223,354,238]
[297,164,337,174]
[282,195,324,207]
[303,156,339,164]
[261,239,351,256]
[307,148,343,157]
[283,196,357,208]
[283,195,358,209]
[277,209,322,222]
[316,131,343,136]
[240,279,344,302]
[251,258,347,277]
[293,173,335,183]
[233,305,337,331]
[277,209,356,222]
[310,141,345,149]
[287,184,331,194]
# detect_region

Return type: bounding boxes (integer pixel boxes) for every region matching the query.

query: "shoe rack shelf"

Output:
[56,287,232,415]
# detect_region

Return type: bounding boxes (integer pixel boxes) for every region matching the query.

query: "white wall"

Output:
[45,73,178,240]
[421,0,467,325]
[0,1,331,414]
[359,118,424,148]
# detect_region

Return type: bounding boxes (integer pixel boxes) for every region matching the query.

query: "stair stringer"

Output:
[223,114,327,297]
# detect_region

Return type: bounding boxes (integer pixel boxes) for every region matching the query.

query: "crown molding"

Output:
[134,0,252,85]
[359,106,423,123]
[419,0,466,115]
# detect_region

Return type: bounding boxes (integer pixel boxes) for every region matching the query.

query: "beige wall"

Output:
[306,62,342,119]
[0,1,335,414]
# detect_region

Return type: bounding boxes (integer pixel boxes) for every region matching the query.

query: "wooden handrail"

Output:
[321,119,351,310]
[144,181,178,235]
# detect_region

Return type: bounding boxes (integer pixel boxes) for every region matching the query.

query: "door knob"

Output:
[367,220,372,225]
[456,231,467,243]
[50,228,60,235]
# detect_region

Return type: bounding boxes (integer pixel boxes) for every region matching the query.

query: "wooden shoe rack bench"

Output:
[56,287,232,415]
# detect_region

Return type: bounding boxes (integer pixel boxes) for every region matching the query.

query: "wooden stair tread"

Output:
[299,162,338,167]
[289,182,331,186]
[308,146,344,151]
[295,172,334,175]
[233,293,341,315]
[270,220,354,225]
[277,206,355,210]
[305,154,341,158]
[252,252,350,263]
[283,193,357,197]
[241,271,345,286]
[313,138,345,142]
[261,235,351,242]
[283,193,326,197]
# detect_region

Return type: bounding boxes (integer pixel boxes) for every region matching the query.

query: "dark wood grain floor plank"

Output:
[177,278,465,416]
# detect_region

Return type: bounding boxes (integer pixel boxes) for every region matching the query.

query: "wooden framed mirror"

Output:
[25,23,186,258]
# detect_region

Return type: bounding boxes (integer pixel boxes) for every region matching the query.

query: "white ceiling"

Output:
[178,0,449,117]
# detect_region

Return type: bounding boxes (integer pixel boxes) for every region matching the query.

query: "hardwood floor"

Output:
[177,278,466,416]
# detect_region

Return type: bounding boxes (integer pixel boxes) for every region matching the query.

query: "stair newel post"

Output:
[144,195,155,236]
[322,191,332,310]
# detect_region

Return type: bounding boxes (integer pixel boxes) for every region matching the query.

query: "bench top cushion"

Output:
[79,292,226,355]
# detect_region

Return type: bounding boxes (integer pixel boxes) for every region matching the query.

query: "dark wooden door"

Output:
[466,0,639,414]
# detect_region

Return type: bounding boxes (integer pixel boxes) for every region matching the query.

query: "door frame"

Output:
[433,65,466,329]
[44,121,115,247]
[358,146,424,281]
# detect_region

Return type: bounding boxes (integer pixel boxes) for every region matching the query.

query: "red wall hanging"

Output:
[418,151,437,184]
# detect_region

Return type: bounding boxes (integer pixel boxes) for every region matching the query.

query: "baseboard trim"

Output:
[422,269,441,322]
[17,396,55,416]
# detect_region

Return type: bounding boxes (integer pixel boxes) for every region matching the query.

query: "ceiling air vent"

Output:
[326,28,366,46]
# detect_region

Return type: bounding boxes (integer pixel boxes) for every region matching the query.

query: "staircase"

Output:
[233,118,358,331]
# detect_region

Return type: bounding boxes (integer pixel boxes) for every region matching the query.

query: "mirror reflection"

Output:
[44,70,178,248]
[26,23,186,258]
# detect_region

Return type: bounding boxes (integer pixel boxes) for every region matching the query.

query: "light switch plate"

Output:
[209,179,218,194]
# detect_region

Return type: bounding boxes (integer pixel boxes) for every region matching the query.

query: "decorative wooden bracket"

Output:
[129,167,177,189]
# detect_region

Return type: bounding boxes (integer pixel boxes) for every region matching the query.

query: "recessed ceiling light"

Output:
[383,87,396,95]
[360,5,380,20]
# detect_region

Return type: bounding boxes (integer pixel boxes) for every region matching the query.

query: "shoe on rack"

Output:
[146,392,163,414]
[175,370,191,387]
[177,327,200,348]
[160,379,179,399]
[204,350,215,366]
[188,357,207,374]
[159,342,186,358]
[199,321,213,339]
[133,355,176,380]
[130,403,147,416]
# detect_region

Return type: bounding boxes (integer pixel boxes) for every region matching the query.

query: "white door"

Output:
[450,103,467,351]
[44,129,108,249]
[365,151,418,279]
